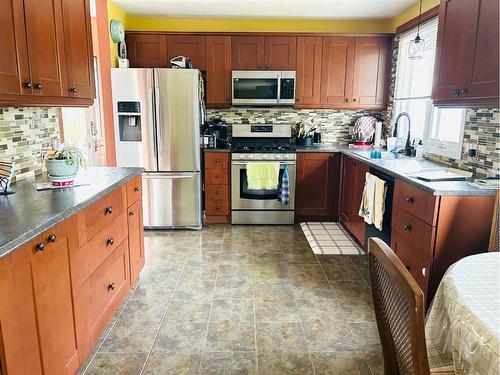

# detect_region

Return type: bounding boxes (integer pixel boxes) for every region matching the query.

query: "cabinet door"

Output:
[350,160,369,245]
[61,0,94,99]
[128,200,145,284]
[126,33,168,68]
[0,0,31,95]
[340,156,355,227]
[31,219,79,375]
[231,36,265,70]
[295,152,340,219]
[264,36,296,70]
[320,36,355,106]
[206,36,232,107]
[167,35,206,70]
[351,36,391,108]
[460,0,499,101]
[0,242,42,375]
[296,36,322,106]
[24,0,65,97]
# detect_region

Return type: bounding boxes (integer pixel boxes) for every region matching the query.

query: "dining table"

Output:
[425,252,500,374]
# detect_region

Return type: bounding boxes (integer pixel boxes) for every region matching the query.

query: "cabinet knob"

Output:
[105,206,113,215]
[404,196,414,203]
[403,224,412,231]
[35,242,45,251]
[422,268,427,277]
[69,87,77,93]
[216,205,221,209]
[345,98,349,102]
[352,98,357,102]
[460,88,468,97]
[134,186,140,192]
[215,191,220,195]
[129,211,134,216]
[215,159,220,163]
[296,98,301,103]
[257,65,262,69]
[35,83,42,90]
[107,282,116,291]
[106,238,115,246]
[215,175,220,179]
[453,89,461,98]
[47,234,56,243]
[265,65,270,69]
[25,82,33,89]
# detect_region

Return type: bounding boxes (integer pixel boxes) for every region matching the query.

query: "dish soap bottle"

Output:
[416,140,424,159]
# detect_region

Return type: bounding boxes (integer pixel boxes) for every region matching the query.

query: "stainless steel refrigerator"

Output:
[111,68,203,229]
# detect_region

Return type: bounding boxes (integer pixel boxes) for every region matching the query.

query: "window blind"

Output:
[395,17,439,100]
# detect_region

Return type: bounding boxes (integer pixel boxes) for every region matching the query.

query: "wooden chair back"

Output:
[368,237,430,375]
[489,190,499,252]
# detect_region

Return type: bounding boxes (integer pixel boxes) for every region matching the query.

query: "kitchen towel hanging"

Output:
[278,163,289,205]
[359,172,387,230]
[246,162,280,190]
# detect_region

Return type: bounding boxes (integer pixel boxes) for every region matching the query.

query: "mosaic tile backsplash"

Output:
[0,107,60,182]
[206,108,385,145]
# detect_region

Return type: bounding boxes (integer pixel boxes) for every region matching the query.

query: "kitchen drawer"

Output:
[391,231,431,298]
[77,186,127,246]
[80,212,128,284]
[394,180,438,225]
[392,208,434,257]
[205,169,229,185]
[126,175,142,207]
[205,199,230,215]
[87,240,130,344]
[205,185,230,200]
[205,153,229,169]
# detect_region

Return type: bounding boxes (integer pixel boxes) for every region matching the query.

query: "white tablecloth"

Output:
[425,252,500,374]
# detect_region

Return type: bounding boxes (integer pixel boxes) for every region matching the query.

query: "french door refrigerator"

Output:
[111,68,203,229]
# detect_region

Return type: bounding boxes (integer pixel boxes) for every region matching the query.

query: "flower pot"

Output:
[45,159,79,177]
[296,136,314,146]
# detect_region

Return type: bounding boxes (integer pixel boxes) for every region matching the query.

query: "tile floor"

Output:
[79,224,383,375]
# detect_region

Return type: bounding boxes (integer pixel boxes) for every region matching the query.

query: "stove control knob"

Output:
[274,154,281,160]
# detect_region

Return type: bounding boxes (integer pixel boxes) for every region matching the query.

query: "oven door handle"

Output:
[232,162,296,166]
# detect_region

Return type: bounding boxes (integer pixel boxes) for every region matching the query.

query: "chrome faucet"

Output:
[393,112,413,156]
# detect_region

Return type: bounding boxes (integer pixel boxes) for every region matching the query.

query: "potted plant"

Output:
[45,146,87,178]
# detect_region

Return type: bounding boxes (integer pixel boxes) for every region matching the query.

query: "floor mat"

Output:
[300,222,364,255]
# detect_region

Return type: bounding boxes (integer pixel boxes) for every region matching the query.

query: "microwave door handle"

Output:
[277,75,281,104]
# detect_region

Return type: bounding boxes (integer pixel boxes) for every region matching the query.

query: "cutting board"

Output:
[415,170,469,182]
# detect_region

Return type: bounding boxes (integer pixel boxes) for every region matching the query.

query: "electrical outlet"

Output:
[466,139,478,160]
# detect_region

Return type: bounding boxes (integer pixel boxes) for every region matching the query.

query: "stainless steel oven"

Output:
[231,153,296,224]
[232,70,295,106]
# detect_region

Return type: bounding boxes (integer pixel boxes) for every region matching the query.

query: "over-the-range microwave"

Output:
[232,70,295,106]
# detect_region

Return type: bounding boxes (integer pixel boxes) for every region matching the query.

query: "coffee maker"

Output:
[204,117,229,148]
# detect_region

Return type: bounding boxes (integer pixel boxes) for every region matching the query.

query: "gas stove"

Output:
[231,124,295,153]
[232,143,295,153]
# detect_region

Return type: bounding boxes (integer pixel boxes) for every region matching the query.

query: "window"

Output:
[394,17,465,159]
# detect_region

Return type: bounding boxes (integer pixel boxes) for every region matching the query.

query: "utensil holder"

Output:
[296,136,314,146]
[0,161,14,195]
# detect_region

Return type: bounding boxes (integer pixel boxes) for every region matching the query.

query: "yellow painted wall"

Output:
[107,1,128,67]
[125,17,394,34]
[390,0,440,31]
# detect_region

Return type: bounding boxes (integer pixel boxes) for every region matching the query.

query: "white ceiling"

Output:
[113,0,417,19]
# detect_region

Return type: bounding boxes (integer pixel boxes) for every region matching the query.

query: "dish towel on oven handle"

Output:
[278,163,290,205]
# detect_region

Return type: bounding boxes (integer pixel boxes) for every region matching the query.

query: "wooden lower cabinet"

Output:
[0,177,144,374]
[204,152,231,223]
[340,155,368,245]
[295,152,340,221]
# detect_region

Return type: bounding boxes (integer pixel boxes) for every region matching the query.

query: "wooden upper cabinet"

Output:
[320,36,355,106]
[167,35,206,70]
[264,36,296,70]
[351,36,391,108]
[296,36,323,106]
[432,0,499,106]
[61,0,94,99]
[23,0,66,97]
[295,152,340,220]
[30,218,80,375]
[0,0,30,96]
[232,36,265,69]
[206,35,232,107]
[126,33,168,68]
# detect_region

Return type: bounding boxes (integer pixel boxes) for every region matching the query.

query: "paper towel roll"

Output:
[374,121,383,147]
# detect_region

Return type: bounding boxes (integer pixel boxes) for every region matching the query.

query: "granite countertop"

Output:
[0,167,144,259]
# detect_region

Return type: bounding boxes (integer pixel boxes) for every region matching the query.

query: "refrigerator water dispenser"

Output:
[117,101,142,141]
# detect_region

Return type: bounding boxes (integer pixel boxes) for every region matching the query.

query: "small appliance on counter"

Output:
[203,117,229,148]
[352,116,377,146]
[170,56,193,69]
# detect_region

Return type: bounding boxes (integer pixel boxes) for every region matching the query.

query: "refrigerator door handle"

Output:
[155,87,162,156]
[148,86,158,166]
